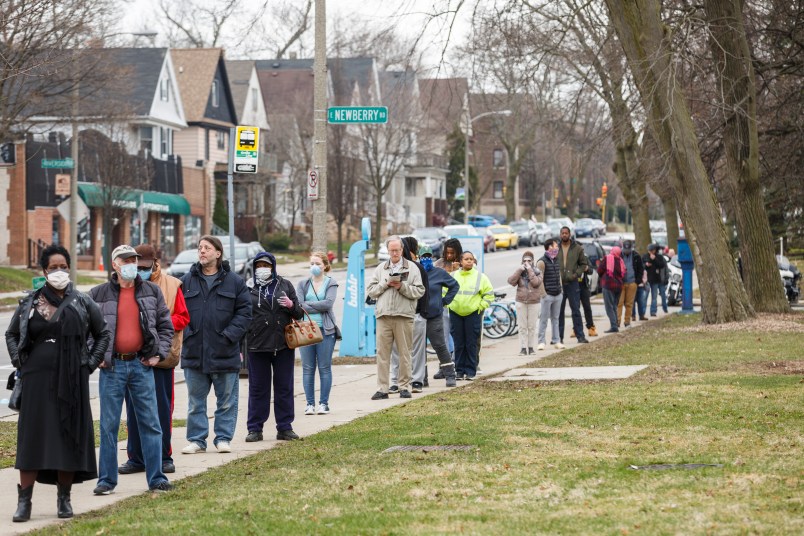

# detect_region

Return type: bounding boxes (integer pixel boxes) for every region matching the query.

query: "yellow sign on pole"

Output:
[233,126,259,173]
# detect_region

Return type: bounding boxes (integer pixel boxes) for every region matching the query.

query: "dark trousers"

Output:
[449,310,481,378]
[125,366,174,466]
[247,349,295,433]
[603,288,621,330]
[579,280,594,329]
[426,315,455,376]
[559,280,585,341]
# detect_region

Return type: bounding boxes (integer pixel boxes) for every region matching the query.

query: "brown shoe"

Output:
[588,326,598,337]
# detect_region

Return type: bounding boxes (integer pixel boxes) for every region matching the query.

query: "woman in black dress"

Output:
[5,245,110,522]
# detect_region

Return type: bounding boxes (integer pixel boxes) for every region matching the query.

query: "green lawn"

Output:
[26,314,804,534]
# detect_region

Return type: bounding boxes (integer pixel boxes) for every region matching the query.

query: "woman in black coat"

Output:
[244,252,304,442]
[5,245,110,522]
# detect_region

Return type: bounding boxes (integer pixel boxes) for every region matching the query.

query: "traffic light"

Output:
[596,197,602,206]
[601,182,608,197]
[0,143,15,164]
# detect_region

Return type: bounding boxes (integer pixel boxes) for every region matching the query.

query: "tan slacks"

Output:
[617,282,638,325]
[376,315,413,392]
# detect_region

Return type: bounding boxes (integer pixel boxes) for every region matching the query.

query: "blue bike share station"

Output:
[340,218,376,357]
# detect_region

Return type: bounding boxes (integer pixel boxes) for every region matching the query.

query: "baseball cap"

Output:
[418,245,433,257]
[134,243,157,262]
[111,244,140,261]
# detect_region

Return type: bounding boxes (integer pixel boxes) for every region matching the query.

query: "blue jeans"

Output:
[559,280,584,341]
[125,367,174,467]
[649,283,668,315]
[634,285,648,318]
[538,293,562,344]
[184,368,239,449]
[98,360,167,489]
[299,333,336,406]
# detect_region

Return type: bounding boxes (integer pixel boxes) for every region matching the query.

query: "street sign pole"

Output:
[70,82,79,281]
[227,127,236,263]
[311,0,328,253]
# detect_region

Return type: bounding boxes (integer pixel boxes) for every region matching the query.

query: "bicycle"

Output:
[482,291,518,339]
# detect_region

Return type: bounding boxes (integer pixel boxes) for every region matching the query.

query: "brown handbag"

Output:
[284,312,324,349]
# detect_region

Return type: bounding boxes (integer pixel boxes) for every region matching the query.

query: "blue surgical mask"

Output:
[310,265,323,277]
[420,257,434,272]
[119,263,138,281]
[137,269,152,281]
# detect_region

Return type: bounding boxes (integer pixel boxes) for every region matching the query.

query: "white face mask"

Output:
[46,270,70,290]
[119,263,138,281]
[255,267,272,283]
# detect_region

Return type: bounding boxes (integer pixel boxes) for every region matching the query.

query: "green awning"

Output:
[77,183,190,215]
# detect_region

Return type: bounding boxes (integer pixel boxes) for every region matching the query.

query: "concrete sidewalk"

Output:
[0,306,667,534]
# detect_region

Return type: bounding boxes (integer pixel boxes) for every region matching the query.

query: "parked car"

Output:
[532,222,551,245]
[468,215,499,228]
[574,218,600,238]
[488,225,518,250]
[548,216,575,237]
[547,220,564,241]
[166,242,263,281]
[509,221,536,247]
[649,220,667,233]
[443,224,480,238]
[412,227,448,258]
[577,239,605,294]
[591,219,607,236]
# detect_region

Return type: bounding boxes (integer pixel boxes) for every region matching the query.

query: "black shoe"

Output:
[604,328,619,333]
[57,482,73,518]
[640,316,649,321]
[162,462,176,474]
[118,463,145,475]
[150,481,173,492]
[371,391,389,400]
[388,385,399,394]
[93,484,114,495]
[13,484,33,522]
[277,429,301,441]
[245,431,263,442]
[577,338,589,344]
[519,348,528,356]
[399,389,412,398]
[528,347,535,355]
[411,381,423,393]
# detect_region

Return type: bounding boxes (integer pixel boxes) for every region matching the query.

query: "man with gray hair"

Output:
[366,236,426,400]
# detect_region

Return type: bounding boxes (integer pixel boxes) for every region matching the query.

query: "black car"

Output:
[578,239,605,294]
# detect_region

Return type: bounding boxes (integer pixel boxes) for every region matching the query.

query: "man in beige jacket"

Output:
[366,236,425,400]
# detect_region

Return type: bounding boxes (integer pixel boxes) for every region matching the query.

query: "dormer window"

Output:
[160,77,169,101]
[211,79,219,108]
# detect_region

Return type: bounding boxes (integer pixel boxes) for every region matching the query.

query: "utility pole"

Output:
[311,0,328,253]
[69,77,79,281]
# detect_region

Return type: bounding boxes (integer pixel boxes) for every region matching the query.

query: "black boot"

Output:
[443,364,457,388]
[528,347,535,355]
[13,484,33,522]
[57,482,73,519]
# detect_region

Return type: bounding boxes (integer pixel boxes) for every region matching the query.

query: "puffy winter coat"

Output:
[507,265,544,304]
[246,251,304,353]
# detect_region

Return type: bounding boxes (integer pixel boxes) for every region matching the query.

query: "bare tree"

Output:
[265,113,310,239]
[603,0,753,323]
[327,123,360,262]
[0,0,116,141]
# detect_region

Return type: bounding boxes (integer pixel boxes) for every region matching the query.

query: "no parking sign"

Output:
[308,169,319,200]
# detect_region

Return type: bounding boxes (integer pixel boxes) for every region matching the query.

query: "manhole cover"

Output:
[382,445,474,454]
[629,463,724,471]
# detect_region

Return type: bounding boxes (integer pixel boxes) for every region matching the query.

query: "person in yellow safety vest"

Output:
[448,251,494,381]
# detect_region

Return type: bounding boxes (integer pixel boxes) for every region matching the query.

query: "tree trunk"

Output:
[662,197,680,251]
[704,0,789,313]
[336,223,344,263]
[604,0,753,323]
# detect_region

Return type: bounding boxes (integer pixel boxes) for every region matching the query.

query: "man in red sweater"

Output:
[118,244,190,476]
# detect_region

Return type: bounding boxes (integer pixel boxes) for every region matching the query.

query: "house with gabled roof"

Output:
[171,48,237,245]
[2,47,191,268]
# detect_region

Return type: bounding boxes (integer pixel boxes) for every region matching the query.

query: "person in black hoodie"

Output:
[244,252,305,442]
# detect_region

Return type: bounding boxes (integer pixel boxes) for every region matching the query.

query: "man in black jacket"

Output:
[243,252,304,442]
[180,236,252,455]
[89,245,174,495]
[644,244,668,316]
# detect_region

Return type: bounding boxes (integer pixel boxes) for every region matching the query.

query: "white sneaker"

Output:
[537,343,545,351]
[317,403,330,415]
[215,441,231,453]
[305,404,316,415]
[554,342,566,349]
[181,443,205,454]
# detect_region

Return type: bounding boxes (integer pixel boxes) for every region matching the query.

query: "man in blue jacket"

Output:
[180,236,252,455]
[418,245,459,387]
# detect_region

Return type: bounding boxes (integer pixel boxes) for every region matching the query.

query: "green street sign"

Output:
[32,276,46,290]
[42,158,74,169]
[327,106,388,124]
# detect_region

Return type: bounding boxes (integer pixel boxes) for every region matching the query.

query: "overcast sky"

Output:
[118,0,472,75]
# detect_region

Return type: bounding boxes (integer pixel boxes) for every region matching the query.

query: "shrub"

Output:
[262,233,292,251]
